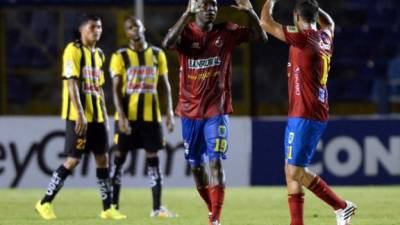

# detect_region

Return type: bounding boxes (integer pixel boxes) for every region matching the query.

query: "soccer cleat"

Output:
[150,206,177,218]
[35,200,57,220]
[99,206,127,220]
[335,200,357,225]
[211,220,221,225]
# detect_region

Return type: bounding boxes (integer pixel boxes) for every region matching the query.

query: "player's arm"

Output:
[231,0,268,43]
[158,50,174,132]
[162,0,197,49]
[67,79,87,136]
[260,0,286,42]
[317,8,335,36]
[112,75,131,135]
[161,74,175,133]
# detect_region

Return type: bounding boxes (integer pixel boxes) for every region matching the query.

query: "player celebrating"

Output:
[109,16,175,218]
[35,14,125,220]
[260,0,357,225]
[163,0,267,224]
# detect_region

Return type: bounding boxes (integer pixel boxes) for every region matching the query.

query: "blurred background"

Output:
[1,0,400,117]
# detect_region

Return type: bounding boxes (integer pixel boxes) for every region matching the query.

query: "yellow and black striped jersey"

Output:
[61,41,106,123]
[109,45,168,123]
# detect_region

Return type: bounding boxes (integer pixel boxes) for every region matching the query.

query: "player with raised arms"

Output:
[260,0,357,225]
[163,0,267,224]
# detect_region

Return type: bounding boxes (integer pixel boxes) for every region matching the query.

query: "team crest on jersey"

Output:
[318,87,328,103]
[287,26,298,33]
[215,36,223,48]
[191,42,201,49]
[65,60,74,77]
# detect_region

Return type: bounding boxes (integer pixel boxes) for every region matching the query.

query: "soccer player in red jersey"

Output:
[260,0,357,225]
[163,0,267,224]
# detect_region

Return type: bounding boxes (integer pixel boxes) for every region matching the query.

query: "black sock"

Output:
[96,168,111,211]
[147,156,162,211]
[110,155,125,209]
[41,165,71,204]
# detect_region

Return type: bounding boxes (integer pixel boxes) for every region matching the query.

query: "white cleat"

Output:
[150,206,177,218]
[335,200,357,225]
[211,220,221,225]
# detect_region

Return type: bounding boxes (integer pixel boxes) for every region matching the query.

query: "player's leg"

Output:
[110,123,131,210]
[35,121,84,219]
[110,148,127,209]
[191,163,211,212]
[284,162,305,225]
[141,122,167,216]
[285,118,356,225]
[181,117,212,213]
[283,120,306,225]
[145,151,176,218]
[94,153,112,212]
[204,115,229,225]
[89,122,125,219]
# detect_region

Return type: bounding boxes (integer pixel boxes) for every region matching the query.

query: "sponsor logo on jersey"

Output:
[126,66,157,94]
[188,57,222,69]
[81,66,102,95]
[294,67,301,96]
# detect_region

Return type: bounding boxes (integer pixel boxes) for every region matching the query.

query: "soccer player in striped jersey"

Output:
[163,0,267,224]
[109,16,175,218]
[35,14,125,220]
[260,1,357,225]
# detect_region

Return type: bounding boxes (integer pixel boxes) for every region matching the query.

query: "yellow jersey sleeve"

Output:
[109,52,125,78]
[158,50,168,76]
[62,43,81,79]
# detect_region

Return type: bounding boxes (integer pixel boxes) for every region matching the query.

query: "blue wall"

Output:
[251,118,400,185]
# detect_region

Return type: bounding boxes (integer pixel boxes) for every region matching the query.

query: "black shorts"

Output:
[65,121,108,158]
[114,121,164,152]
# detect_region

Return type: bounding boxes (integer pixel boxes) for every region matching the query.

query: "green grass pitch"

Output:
[1,186,399,225]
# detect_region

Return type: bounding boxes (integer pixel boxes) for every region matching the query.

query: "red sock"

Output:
[288,193,304,225]
[197,186,212,212]
[308,176,346,210]
[210,185,225,222]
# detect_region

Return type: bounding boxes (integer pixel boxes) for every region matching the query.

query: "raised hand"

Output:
[187,0,202,14]
[231,0,253,11]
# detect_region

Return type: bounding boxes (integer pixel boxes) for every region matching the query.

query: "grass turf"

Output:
[0,186,399,225]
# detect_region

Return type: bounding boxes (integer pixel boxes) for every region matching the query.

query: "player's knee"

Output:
[286,165,305,181]
[95,154,108,167]
[191,165,205,176]
[209,158,223,171]
[64,157,80,170]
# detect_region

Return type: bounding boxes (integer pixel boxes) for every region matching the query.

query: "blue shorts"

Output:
[181,115,229,167]
[284,117,327,167]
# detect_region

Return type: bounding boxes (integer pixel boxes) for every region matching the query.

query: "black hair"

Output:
[73,14,101,41]
[79,14,101,27]
[295,0,319,23]
[124,15,138,23]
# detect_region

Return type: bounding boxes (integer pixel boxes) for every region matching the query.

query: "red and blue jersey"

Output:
[283,25,333,122]
[175,22,251,119]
